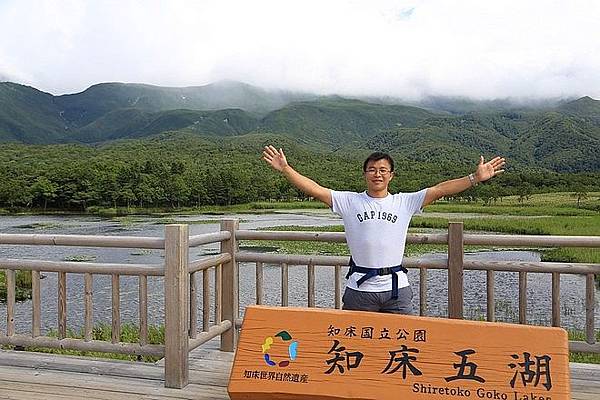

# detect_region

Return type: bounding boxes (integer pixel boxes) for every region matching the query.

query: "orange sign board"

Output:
[228,306,570,400]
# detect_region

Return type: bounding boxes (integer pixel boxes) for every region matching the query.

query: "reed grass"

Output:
[24,323,165,362]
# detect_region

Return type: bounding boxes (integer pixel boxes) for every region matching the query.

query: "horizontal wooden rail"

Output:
[463,234,600,247]
[0,335,164,357]
[189,253,232,273]
[569,341,600,353]
[0,234,164,249]
[236,230,346,242]
[188,320,232,351]
[0,259,164,275]
[463,260,600,275]
[237,230,600,248]
[406,233,449,244]
[238,252,600,274]
[236,252,348,265]
[236,230,448,244]
[237,252,449,269]
[188,231,231,247]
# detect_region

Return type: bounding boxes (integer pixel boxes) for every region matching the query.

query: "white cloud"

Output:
[0,0,599,99]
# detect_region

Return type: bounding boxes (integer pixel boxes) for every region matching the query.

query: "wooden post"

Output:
[281,263,289,307]
[220,219,239,352]
[111,274,121,343]
[164,224,190,388]
[6,269,15,336]
[519,271,528,324]
[586,274,595,345]
[84,273,93,341]
[189,272,198,339]
[334,265,342,309]
[552,272,560,327]
[139,275,148,346]
[307,263,315,307]
[256,262,264,305]
[419,267,427,316]
[202,269,210,331]
[58,271,67,339]
[215,264,222,324]
[32,270,41,337]
[486,270,495,322]
[447,222,464,319]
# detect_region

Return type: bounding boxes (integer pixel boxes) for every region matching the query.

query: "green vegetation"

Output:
[0,132,599,213]
[24,323,164,362]
[429,193,600,264]
[0,81,311,143]
[427,191,600,215]
[0,270,32,302]
[569,330,600,363]
[1,82,600,213]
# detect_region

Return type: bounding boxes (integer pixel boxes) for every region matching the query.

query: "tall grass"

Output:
[24,323,165,362]
[411,215,600,264]
[0,270,32,302]
[569,330,600,363]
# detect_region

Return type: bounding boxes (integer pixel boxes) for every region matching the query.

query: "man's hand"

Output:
[423,155,507,207]
[260,144,332,207]
[262,145,289,172]
[474,156,506,183]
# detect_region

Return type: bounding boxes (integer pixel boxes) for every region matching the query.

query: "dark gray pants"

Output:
[342,286,413,314]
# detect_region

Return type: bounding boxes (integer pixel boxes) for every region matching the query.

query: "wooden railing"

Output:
[234,221,600,353]
[1,218,599,390]
[0,223,236,388]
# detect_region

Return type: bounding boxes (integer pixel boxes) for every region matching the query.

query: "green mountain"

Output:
[0,83,70,143]
[511,112,600,172]
[557,96,600,127]
[55,80,314,126]
[365,113,516,164]
[558,96,600,115]
[0,80,599,173]
[260,97,434,147]
[71,108,260,142]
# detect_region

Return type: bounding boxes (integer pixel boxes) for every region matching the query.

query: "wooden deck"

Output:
[0,344,233,400]
[1,347,600,399]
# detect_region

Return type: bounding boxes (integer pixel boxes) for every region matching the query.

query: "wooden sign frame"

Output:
[229,306,570,400]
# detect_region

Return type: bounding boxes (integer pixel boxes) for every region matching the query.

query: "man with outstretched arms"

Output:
[262,145,505,314]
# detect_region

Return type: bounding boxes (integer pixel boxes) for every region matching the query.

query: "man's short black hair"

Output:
[363,152,394,172]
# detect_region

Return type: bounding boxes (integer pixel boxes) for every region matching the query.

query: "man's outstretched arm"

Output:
[423,156,506,207]
[262,145,333,208]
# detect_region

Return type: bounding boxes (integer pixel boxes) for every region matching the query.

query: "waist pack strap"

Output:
[346,257,407,299]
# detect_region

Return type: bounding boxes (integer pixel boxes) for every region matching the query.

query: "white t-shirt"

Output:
[331,189,427,292]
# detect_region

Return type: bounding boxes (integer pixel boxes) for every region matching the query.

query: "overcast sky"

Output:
[1,0,599,99]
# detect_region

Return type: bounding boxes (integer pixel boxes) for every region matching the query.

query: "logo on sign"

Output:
[262,330,298,367]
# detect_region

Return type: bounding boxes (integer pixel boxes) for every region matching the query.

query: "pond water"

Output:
[0,211,597,334]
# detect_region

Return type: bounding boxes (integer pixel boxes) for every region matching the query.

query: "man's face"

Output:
[364,159,394,193]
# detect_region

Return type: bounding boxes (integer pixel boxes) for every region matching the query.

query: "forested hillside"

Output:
[1,81,598,174]
[0,81,313,143]
[0,83,67,143]
[0,132,598,211]
[0,80,598,211]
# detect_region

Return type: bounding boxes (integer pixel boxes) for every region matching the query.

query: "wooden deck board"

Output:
[0,348,599,399]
